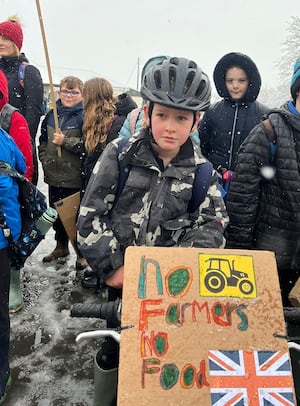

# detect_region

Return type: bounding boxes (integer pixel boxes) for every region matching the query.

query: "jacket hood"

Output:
[0,70,8,110]
[213,52,262,102]
[280,101,300,132]
[115,93,137,116]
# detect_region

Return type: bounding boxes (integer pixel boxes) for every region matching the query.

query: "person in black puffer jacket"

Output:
[226,58,300,402]
[198,52,269,190]
[226,57,300,307]
[0,16,44,185]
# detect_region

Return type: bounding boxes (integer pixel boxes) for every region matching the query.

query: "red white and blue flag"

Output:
[208,350,295,405]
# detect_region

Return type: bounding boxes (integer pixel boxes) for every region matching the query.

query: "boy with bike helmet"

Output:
[77,56,228,405]
[78,56,228,287]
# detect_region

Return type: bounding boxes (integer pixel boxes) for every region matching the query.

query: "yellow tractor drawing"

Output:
[204,258,254,294]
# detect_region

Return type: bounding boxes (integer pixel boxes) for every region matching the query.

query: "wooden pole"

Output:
[35,0,62,157]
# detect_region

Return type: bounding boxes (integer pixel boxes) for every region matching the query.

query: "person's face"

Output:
[0,35,18,57]
[58,86,83,107]
[295,89,300,112]
[225,67,249,100]
[144,103,200,156]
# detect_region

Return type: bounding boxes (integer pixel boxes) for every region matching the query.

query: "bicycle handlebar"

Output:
[70,299,122,326]
[70,302,300,330]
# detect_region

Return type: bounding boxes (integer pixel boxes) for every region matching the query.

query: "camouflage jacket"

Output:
[77,129,229,280]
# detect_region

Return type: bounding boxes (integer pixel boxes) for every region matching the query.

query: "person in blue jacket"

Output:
[198,52,269,180]
[0,127,26,404]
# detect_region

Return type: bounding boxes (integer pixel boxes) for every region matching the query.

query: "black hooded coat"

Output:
[198,52,269,171]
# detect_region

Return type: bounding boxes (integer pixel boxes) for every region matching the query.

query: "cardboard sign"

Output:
[118,247,296,405]
[54,191,80,255]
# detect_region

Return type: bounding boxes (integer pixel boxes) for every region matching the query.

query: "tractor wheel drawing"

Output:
[239,279,254,295]
[204,272,226,293]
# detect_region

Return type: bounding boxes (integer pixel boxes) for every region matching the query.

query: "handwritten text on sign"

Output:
[137,255,250,390]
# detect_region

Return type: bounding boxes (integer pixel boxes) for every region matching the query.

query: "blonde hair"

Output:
[82,77,116,153]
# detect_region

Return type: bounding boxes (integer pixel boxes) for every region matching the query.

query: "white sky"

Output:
[1,0,298,90]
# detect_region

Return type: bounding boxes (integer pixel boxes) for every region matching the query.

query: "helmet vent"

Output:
[169,67,176,92]
[184,72,196,95]
[153,70,162,90]
[195,79,207,98]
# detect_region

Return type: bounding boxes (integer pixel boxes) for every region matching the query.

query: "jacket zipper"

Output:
[228,103,239,169]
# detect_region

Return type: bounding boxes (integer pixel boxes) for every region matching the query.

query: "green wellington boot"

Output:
[93,354,118,406]
[0,375,12,405]
[9,267,23,313]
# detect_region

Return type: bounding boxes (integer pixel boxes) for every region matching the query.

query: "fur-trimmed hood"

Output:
[213,52,262,103]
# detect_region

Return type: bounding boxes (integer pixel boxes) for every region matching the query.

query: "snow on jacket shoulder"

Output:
[77,129,228,281]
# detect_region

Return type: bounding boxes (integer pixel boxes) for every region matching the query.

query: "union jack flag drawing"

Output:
[208,350,295,405]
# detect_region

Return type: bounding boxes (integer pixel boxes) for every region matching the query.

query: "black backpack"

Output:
[0,161,48,268]
[0,104,18,133]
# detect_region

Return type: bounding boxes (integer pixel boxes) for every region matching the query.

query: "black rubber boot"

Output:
[0,330,11,405]
[81,269,105,291]
[93,343,118,406]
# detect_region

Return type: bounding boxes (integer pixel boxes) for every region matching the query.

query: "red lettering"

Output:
[139,299,165,331]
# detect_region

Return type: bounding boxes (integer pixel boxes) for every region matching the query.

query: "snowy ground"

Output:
[5,175,108,406]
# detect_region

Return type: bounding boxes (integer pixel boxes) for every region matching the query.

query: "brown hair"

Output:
[82,77,116,153]
[60,76,83,92]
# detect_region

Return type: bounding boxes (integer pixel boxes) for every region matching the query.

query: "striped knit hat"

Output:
[291,58,300,102]
[0,16,23,50]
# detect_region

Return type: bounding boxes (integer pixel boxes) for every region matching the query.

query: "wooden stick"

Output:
[35,0,62,157]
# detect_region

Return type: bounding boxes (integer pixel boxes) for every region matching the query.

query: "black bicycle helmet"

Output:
[140,56,211,112]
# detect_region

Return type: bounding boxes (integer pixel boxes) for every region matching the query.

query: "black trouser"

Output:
[31,143,39,186]
[48,186,80,245]
[0,248,10,395]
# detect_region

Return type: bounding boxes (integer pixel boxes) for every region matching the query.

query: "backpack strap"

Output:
[217,169,233,200]
[115,140,213,213]
[114,137,131,206]
[0,161,20,243]
[261,118,277,164]
[18,62,28,88]
[0,104,18,133]
[0,160,21,179]
[188,161,213,212]
[129,108,141,135]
